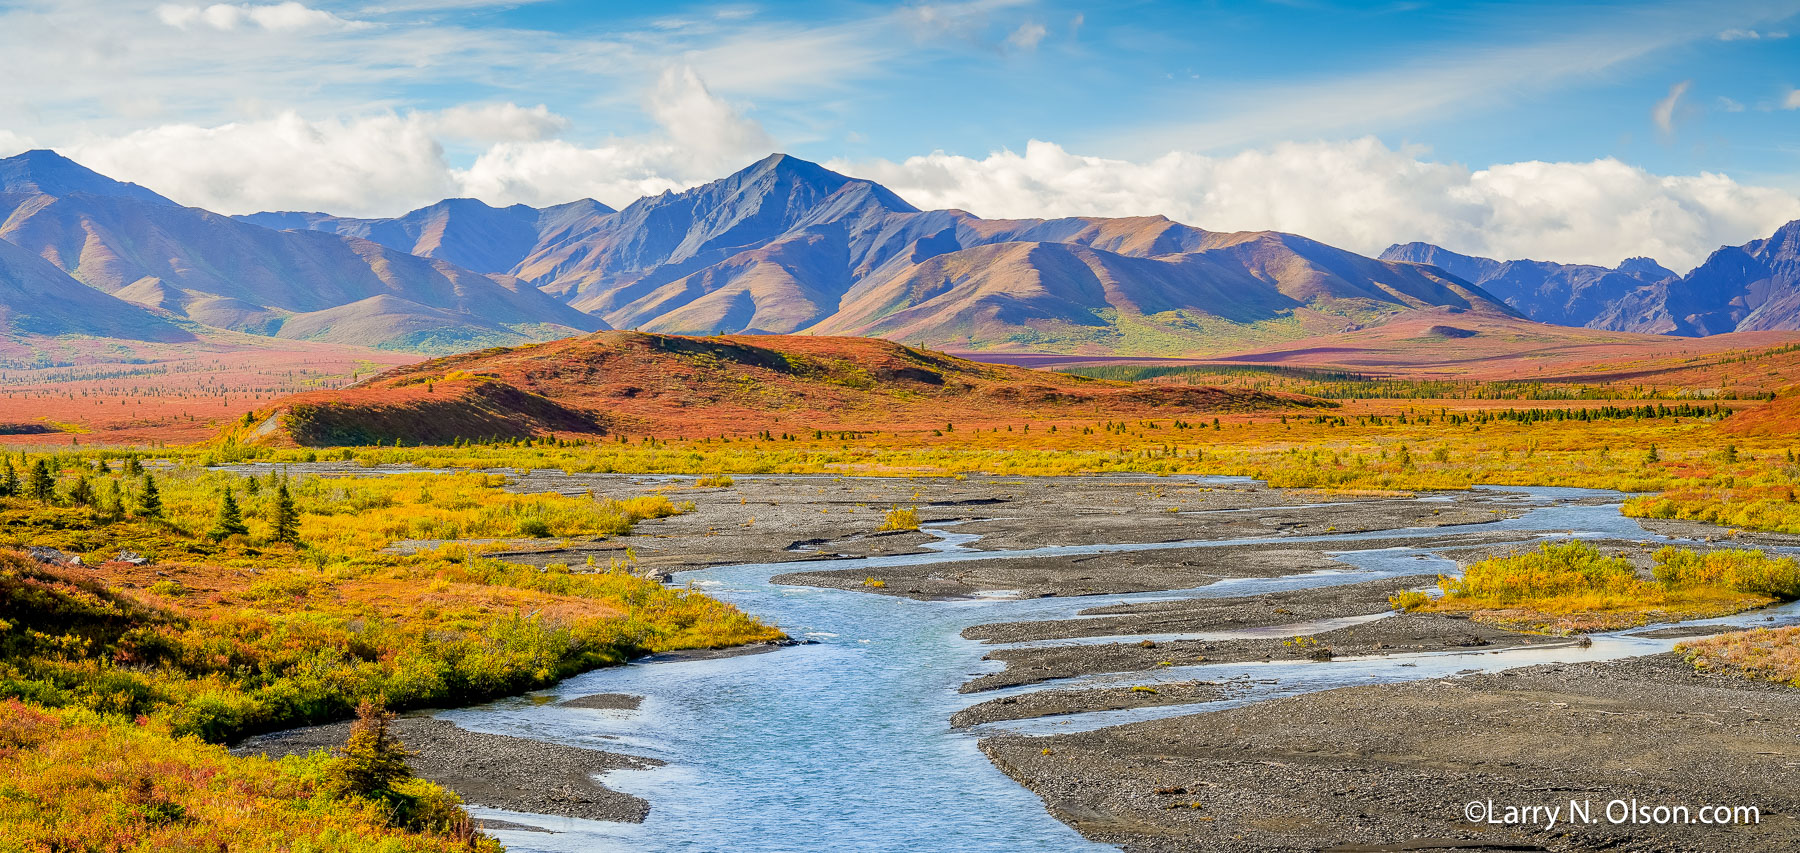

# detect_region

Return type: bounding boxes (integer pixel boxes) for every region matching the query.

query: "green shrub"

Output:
[1653,547,1800,600]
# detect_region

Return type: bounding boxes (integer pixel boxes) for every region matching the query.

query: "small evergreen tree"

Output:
[94,458,111,475]
[209,489,248,541]
[102,479,125,520]
[27,460,55,503]
[67,475,94,507]
[0,459,16,498]
[272,481,299,544]
[138,474,163,519]
[124,456,144,477]
[331,700,413,798]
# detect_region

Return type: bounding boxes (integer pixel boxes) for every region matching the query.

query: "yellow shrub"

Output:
[878,505,920,532]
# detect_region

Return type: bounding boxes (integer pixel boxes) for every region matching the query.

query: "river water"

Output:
[441,484,1800,852]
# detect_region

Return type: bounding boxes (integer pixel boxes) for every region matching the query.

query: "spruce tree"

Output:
[138,474,163,519]
[103,479,125,520]
[330,700,413,798]
[210,489,248,541]
[67,475,94,507]
[27,460,55,503]
[272,481,299,544]
[124,456,144,477]
[0,459,16,498]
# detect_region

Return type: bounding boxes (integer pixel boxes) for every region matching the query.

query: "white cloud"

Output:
[833,138,1800,272]
[69,111,460,214]
[427,103,568,143]
[1719,28,1788,39]
[156,2,369,32]
[457,66,773,208]
[0,129,34,157]
[60,71,774,215]
[1786,88,1800,109]
[1005,21,1046,51]
[1652,80,1689,133]
[453,141,691,210]
[644,66,773,159]
[1718,96,1746,112]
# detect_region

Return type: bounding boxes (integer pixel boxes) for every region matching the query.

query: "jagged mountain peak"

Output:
[0,149,177,206]
[1616,256,1676,279]
[622,152,917,218]
[1751,218,1800,254]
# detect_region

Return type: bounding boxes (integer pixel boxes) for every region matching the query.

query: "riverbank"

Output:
[236,715,661,824]
[982,654,1800,852]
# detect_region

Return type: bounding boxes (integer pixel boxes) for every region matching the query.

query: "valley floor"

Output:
[218,469,1800,852]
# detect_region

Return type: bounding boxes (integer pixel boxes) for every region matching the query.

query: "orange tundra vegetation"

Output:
[1679,626,1800,687]
[0,453,780,849]
[0,335,419,446]
[231,331,1329,446]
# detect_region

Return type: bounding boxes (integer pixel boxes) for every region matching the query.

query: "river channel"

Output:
[403,480,1800,852]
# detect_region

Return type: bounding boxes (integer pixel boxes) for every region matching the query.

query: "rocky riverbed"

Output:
[982,654,1800,852]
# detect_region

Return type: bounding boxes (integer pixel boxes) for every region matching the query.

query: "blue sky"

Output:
[0,0,1796,268]
[449,0,1800,181]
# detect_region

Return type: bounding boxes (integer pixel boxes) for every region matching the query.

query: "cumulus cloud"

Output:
[69,111,456,214]
[1786,88,1800,110]
[156,2,370,32]
[62,70,774,215]
[832,138,1800,272]
[457,66,774,207]
[0,129,34,158]
[645,66,773,159]
[1652,80,1689,133]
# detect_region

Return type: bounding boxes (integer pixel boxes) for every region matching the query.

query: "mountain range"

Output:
[233,153,1510,354]
[1381,227,1800,337]
[0,150,602,351]
[3,148,1799,356]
